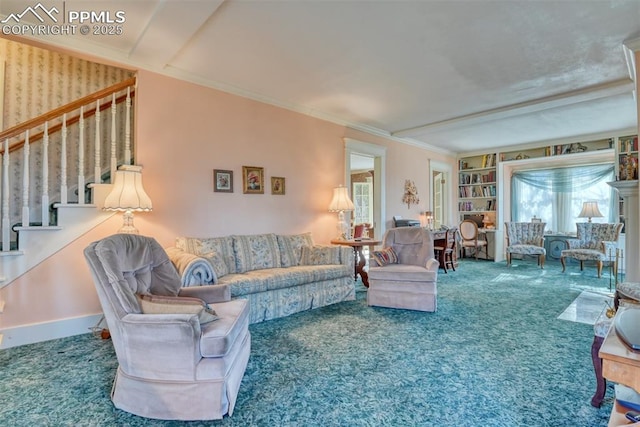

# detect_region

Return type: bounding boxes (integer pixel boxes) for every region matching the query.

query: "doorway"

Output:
[344,138,386,240]
[429,160,452,229]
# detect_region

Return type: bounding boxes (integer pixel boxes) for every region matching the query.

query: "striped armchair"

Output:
[504,222,546,268]
[560,223,623,278]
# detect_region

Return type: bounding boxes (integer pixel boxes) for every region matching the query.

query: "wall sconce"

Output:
[402,179,419,208]
[103,165,153,234]
[328,185,354,240]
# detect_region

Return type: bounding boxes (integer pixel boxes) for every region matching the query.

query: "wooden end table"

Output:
[599,307,640,426]
[331,238,381,287]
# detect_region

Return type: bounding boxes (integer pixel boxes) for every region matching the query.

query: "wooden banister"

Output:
[1,90,135,154]
[0,77,136,151]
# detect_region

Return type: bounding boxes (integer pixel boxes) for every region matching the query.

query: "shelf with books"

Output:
[457,152,497,222]
[615,135,638,181]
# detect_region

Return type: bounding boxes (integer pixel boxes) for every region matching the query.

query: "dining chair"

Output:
[459,220,488,260]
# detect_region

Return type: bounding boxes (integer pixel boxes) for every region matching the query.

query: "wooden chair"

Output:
[353,223,371,239]
[459,220,488,260]
[434,228,457,273]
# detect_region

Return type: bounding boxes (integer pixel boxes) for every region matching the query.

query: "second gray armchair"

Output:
[367,227,439,312]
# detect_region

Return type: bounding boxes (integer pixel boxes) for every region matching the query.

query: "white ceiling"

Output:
[3,0,640,155]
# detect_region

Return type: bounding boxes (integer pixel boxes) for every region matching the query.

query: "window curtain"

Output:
[511,164,615,233]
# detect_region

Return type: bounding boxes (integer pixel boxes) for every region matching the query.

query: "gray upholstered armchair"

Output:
[504,221,547,268]
[84,234,251,421]
[561,222,623,278]
[367,227,439,312]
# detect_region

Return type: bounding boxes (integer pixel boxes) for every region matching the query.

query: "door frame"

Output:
[429,160,453,228]
[344,138,387,240]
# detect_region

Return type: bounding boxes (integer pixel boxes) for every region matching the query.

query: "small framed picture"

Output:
[242,166,264,194]
[271,177,285,195]
[213,169,233,193]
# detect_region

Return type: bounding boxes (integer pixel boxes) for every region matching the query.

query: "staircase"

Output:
[0,77,137,345]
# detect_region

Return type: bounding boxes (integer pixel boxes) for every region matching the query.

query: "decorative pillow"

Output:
[277,232,314,267]
[136,294,219,324]
[233,234,281,273]
[202,251,229,279]
[372,247,398,266]
[300,245,341,266]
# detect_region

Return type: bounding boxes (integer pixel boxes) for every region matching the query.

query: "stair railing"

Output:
[0,77,136,252]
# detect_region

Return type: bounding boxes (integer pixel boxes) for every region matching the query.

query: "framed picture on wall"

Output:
[271,177,285,195]
[213,169,233,193]
[242,166,264,194]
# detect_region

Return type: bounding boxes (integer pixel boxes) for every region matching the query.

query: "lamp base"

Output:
[336,210,350,240]
[118,210,139,234]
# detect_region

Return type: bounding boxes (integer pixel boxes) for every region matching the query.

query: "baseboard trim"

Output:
[0,313,103,349]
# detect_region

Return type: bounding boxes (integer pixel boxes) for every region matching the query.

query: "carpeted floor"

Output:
[0,258,617,426]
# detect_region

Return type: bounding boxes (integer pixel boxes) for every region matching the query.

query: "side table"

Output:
[331,238,381,287]
[599,306,640,426]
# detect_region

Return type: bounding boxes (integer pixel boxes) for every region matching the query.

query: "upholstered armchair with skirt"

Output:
[367,227,439,312]
[504,222,547,268]
[84,234,251,421]
[560,222,623,278]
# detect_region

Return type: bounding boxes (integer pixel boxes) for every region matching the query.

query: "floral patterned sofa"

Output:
[165,233,355,323]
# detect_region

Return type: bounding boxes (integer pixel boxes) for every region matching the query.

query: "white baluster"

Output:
[60,114,68,204]
[22,130,30,228]
[125,86,131,165]
[78,106,85,205]
[110,93,117,181]
[2,139,10,251]
[94,100,101,184]
[41,122,50,226]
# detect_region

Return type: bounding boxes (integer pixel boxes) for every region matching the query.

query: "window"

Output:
[353,181,373,225]
[511,164,615,234]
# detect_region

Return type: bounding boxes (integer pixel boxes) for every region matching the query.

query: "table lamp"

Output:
[328,185,354,240]
[103,165,153,234]
[578,201,603,223]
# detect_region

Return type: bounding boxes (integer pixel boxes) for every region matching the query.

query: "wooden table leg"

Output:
[591,335,607,407]
[350,247,358,280]
[354,245,370,287]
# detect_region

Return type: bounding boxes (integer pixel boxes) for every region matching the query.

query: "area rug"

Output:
[558,290,614,325]
[0,259,614,426]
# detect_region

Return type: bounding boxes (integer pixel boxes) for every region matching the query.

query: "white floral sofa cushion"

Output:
[233,233,282,273]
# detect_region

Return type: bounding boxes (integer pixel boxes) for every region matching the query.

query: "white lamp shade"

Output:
[328,185,354,212]
[103,165,153,212]
[578,201,603,220]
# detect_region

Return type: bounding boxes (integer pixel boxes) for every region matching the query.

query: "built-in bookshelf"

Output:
[615,134,639,181]
[613,134,638,233]
[458,153,497,222]
[457,137,620,229]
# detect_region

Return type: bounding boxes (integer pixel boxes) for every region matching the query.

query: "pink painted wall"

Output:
[0,69,456,341]
[134,70,349,247]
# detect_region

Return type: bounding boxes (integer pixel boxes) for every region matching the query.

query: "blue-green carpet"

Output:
[0,259,617,426]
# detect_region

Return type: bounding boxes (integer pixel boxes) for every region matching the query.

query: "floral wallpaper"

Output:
[1,39,135,227]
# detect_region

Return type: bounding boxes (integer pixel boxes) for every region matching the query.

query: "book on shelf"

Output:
[480,154,495,168]
[620,137,638,153]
